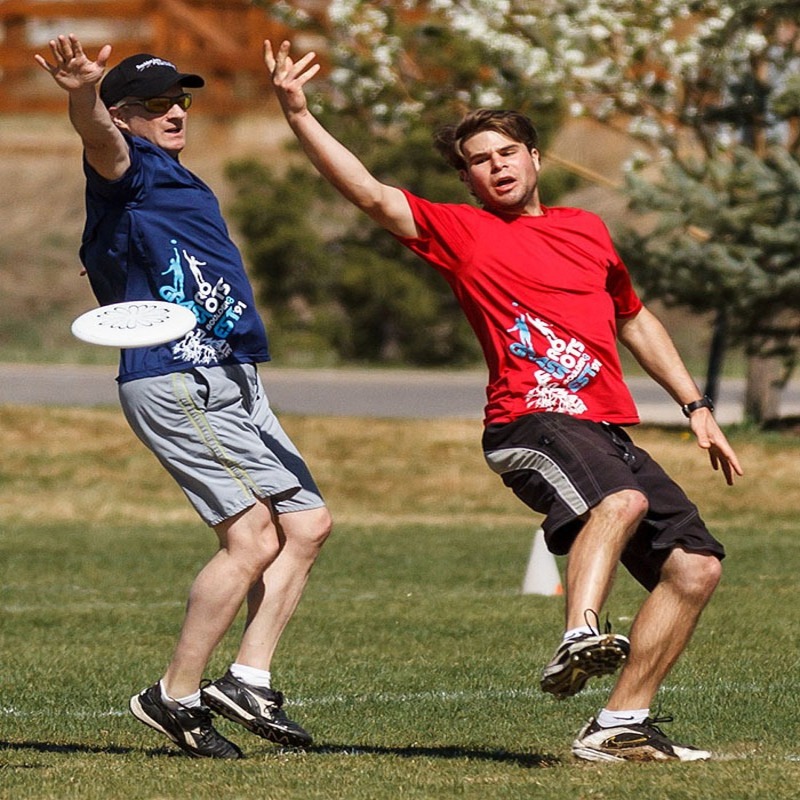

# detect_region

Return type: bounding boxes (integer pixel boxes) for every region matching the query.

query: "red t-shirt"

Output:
[396,191,643,425]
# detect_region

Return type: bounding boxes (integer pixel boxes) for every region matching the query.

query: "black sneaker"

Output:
[540,613,630,699]
[129,683,243,759]
[201,671,312,747]
[572,715,712,762]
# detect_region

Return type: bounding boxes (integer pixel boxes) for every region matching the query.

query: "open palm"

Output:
[35,34,110,92]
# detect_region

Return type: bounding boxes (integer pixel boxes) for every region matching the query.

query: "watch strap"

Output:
[681,395,714,418]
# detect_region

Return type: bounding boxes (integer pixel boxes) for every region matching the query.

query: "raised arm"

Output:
[264,40,417,238]
[618,306,743,485]
[35,34,130,180]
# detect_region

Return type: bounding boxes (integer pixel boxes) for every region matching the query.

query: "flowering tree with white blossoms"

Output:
[255,1,800,418]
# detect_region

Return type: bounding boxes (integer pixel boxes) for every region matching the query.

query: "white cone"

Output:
[522,527,563,596]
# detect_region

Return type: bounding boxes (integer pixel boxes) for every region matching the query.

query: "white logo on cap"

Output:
[135,58,177,72]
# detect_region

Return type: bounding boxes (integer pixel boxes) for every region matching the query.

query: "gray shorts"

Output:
[119,364,325,526]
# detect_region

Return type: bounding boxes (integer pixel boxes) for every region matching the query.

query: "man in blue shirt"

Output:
[36,34,332,759]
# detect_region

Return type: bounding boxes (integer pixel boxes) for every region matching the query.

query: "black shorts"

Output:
[482,412,724,591]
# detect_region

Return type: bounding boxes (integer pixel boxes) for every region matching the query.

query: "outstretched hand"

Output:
[263,40,320,116]
[34,34,110,92]
[689,409,744,486]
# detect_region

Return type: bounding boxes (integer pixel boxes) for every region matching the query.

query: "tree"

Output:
[603,2,800,422]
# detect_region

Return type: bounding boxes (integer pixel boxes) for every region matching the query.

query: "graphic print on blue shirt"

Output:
[506,302,603,415]
[159,238,249,365]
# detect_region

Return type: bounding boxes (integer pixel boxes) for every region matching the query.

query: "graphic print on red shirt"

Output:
[505,303,603,416]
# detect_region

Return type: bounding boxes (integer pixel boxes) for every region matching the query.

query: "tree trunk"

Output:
[703,309,728,406]
[744,353,782,423]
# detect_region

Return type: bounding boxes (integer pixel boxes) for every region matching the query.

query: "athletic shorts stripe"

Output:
[170,371,261,498]
[484,446,588,517]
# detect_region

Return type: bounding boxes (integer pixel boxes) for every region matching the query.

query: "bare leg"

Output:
[565,489,648,629]
[235,505,332,670]
[162,499,282,699]
[605,547,721,711]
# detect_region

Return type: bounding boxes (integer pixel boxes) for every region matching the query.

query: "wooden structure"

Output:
[0,0,327,113]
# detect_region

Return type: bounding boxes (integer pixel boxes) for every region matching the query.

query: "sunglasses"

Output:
[116,93,192,114]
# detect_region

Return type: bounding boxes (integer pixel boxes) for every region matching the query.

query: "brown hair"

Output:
[434,109,539,171]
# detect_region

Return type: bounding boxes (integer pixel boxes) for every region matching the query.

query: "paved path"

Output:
[2,362,799,424]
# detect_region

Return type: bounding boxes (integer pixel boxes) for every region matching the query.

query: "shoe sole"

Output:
[202,686,313,747]
[129,694,243,759]
[572,744,630,762]
[572,744,711,763]
[540,640,629,699]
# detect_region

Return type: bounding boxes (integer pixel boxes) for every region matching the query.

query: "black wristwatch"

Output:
[681,395,715,418]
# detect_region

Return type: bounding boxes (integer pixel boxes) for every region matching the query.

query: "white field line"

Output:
[0,681,774,718]
[0,588,527,613]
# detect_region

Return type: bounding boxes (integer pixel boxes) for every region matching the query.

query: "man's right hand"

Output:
[34,34,110,93]
[263,39,320,119]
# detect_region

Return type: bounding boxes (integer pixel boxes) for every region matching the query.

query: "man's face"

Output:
[459,130,542,216]
[110,83,189,157]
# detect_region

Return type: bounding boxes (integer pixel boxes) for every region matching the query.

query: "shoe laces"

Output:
[583,608,613,636]
[267,689,286,708]
[643,714,674,736]
[178,703,215,733]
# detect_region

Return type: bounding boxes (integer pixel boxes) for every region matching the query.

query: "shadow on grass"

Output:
[0,740,196,761]
[0,740,134,756]
[0,739,561,767]
[310,742,560,768]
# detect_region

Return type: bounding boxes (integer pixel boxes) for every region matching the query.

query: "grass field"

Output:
[1,406,799,799]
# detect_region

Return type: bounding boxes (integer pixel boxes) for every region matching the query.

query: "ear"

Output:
[109,109,130,132]
[530,148,541,169]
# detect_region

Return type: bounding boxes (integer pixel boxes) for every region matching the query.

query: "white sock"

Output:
[230,662,272,688]
[159,680,201,708]
[596,707,649,728]
[563,625,595,642]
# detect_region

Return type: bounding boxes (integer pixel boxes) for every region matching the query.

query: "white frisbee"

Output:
[71,300,197,348]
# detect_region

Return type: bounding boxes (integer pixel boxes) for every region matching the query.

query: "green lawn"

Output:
[1,408,798,798]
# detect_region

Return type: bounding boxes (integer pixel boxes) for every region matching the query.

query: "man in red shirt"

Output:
[265,40,743,762]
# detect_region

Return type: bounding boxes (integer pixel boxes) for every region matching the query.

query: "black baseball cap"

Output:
[100,53,204,107]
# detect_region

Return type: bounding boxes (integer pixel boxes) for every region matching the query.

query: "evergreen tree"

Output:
[610,3,800,420]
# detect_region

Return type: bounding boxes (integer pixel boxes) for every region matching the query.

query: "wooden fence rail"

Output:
[0,0,327,113]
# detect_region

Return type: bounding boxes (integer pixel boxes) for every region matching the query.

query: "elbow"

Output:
[344,178,387,212]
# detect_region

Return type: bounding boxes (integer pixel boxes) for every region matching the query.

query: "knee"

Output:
[219,508,283,575]
[306,508,333,550]
[665,549,722,602]
[243,522,285,574]
[598,489,649,527]
[695,553,722,597]
[284,507,333,554]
